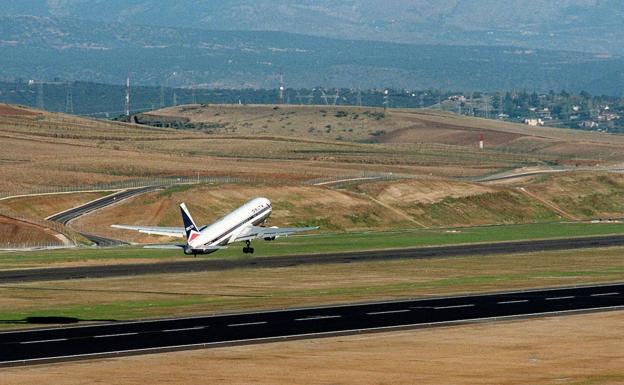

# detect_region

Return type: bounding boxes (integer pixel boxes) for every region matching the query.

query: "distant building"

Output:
[597,112,620,122]
[579,120,599,129]
[448,95,466,103]
[524,118,544,126]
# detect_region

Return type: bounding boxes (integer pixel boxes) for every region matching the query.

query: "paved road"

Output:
[46,186,162,246]
[1,283,622,365]
[3,234,624,283]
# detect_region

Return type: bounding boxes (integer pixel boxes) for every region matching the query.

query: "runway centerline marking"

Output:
[94,332,138,339]
[497,299,529,305]
[162,326,206,333]
[366,309,410,315]
[294,315,342,321]
[591,292,620,297]
[545,296,575,301]
[433,304,475,310]
[20,338,67,344]
[227,321,267,327]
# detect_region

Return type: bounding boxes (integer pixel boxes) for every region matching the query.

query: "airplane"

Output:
[111,197,318,255]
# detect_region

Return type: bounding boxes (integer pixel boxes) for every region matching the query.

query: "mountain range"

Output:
[1,2,624,94]
[3,0,624,54]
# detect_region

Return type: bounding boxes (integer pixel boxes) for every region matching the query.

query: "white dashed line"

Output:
[591,292,620,297]
[227,321,268,327]
[94,332,138,339]
[294,315,342,322]
[20,338,68,344]
[497,300,529,305]
[433,304,475,310]
[162,326,206,333]
[545,296,575,301]
[366,309,411,315]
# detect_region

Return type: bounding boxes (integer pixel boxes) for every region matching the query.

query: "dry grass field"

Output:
[4,311,623,385]
[0,104,540,197]
[2,102,623,199]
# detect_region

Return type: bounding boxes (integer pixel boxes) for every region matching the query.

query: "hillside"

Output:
[3,102,624,242]
[1,16,623,93]
[141,104,624,162]
[3,1,624,54]
[0,103,541,197]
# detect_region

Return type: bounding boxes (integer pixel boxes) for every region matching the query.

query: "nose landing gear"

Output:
[243,240,255,254]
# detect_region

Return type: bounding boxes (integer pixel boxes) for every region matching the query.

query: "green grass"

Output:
[2,221,624,269]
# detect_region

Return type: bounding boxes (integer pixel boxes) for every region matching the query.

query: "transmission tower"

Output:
[356,89,362,106]
[36,82,44,110]
[160,84,165,108]
[65,82,74,114]
[320,89,330,105]
[329,89,340,105]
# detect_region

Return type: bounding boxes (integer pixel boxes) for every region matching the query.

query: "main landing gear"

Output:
[243,240,255,254]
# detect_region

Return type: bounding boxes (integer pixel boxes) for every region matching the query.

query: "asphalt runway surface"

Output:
[46,185,163,246]
[3,234,624,284]
[1,283,622,366]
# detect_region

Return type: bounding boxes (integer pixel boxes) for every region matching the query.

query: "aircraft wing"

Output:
[232,225,319,242]
[111,225,186,238]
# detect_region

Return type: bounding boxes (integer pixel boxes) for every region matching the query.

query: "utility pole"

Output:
[160,84,165,108]
[278,73,285,104]
[125,77,131,116]
[383,89,389,111]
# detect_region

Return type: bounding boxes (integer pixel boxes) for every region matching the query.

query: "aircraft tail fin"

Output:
[180,203,200,242]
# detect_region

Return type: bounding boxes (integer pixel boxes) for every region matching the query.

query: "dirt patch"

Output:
[350,179,559,227]
[359,179,496,204]
[521,172,624,220]
[0,104,39,116]
[0,215,63,246]
[0,191,110,220]
[4,311,623,385]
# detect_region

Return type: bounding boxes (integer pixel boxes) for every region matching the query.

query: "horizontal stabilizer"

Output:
[143,244,186,250]
[111,225,186,238]
[233,225,319,242]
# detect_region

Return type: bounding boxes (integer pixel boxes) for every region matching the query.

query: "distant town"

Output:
[0,79,622,133]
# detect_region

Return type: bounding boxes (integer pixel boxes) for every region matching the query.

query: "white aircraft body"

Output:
[112,197,318,255]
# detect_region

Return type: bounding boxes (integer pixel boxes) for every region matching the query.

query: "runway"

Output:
[1,283,622,366]
[3,234,624,283]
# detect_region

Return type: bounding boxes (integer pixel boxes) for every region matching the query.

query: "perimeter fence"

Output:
[0,176,243,201]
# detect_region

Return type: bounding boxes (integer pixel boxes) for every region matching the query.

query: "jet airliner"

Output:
[112,197,318,255]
